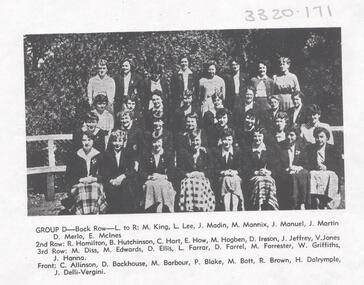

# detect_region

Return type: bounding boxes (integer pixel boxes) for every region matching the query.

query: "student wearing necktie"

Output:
[278,127,310,210]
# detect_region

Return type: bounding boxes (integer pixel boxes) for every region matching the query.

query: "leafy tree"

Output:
[24,28,342,135]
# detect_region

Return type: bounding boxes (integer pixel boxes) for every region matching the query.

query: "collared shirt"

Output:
[123,72,131,95]
[293,104,302,123]
[178,68,193,91]
[183,105,192,116]
[114,150,122,168]
[288,144,295,167]
[245,102,254,112]
[77,148,100,176]
[151,79,162,92]
[222,147,234,163]
[192,150,200,165]
[233,71,240,94]
[153,149,164,168]
[275,131,286,142]
[252,143,266,158]
[87,74,115,105]
[317,145,326,165]
[272,109,278,118]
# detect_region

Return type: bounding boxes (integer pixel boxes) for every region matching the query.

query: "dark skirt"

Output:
[104,179,137,214]
[279,169,310,210]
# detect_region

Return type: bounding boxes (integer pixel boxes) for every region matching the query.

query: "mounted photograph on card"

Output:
[25,28,344,216]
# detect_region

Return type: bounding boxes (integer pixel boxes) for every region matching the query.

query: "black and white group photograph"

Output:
[25,28,344,215]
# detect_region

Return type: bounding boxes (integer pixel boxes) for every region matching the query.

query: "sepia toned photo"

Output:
[25,28,344,216]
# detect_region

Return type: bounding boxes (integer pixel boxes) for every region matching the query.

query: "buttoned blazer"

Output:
[139,150,175,182]
[65,150,102,188]
[170,72,198,110]
[223,72,246,110]
[279,138,309,170]
[306,143,343,176]
[114,72,145,113]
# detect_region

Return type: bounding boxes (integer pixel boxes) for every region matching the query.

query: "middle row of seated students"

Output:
[85,83,335,148]
[68,98,342,213]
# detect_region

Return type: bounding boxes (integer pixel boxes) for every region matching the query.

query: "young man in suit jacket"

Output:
[223,59,246,110]
[278,127,310,210]
[114,59,145,115]
[170,55,198,112]
[144,64,170,111]
[287,91,307,129]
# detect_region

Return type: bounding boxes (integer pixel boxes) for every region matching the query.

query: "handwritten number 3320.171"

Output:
[245,9,295,21]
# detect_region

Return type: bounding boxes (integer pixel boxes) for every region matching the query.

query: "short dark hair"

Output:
[229,57,240,66]
[307,104,321,116]
[291,91,305,100]
[257,58,270,67]
[279,57,291,66]
[93,94,108,106]
[268,95,280,102]
[212,90,224,101]
[286,126,301,137]
[276,111,288,121]
[121,58,134,70]
[110,130,127,142]
[151,89,163,98]
[97,59,108,67]
[245,85,256,95]
[85,111,99,123]
[216,108,229,119]
[82,130,95,141]
[151,63,164,75]
[253,127,266,135]
[179,54,190,62]
[186,112,199,121]
[220,128,234,139]
[189,129,201,139]
[245,108,258,119]
[117,109,133,121]
[125,93,138,102]
[313,126,330,140]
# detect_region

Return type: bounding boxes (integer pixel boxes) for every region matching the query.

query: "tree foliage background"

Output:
[24,28,342,135]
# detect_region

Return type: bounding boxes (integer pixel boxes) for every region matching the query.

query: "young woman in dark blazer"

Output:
[211,128,244,211]
[241,127,282,210]
[175,112,207,152]
[306,127,343,209]
[101,130,138,214]
[171,90,201,135]
[144,90,170,132]
[139,135,176,213]
[176,129,215,212]
[278,127,310,210]
[72,111,107,153]
[65,131,107,214]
